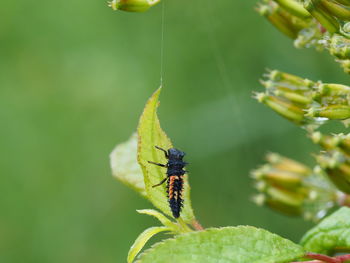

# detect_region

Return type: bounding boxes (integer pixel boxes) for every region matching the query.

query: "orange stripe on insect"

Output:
[168,176,176,199]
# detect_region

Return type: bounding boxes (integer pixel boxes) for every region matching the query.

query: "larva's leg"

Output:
[155,146,169,159]
[152,177,167,188]
[148,161,167,167]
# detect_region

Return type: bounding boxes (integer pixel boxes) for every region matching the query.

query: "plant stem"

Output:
[339,194,350,207]
[335,254,350,262]
[306,253,339,263]
[300,252,350,263]
[191,219,204,231]
[291,261,323,263]
[177,218,193,233]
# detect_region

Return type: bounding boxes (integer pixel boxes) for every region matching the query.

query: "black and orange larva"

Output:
[148,146,187,218]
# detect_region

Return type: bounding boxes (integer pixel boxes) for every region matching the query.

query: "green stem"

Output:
[177,218,193,233]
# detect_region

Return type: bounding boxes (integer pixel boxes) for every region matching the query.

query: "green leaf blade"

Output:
[136,226,305,263]
[110,133,146,197]
[136,209,177,230]
[137,87,195,223]
[127,226,171,263]
[300,207,350,254]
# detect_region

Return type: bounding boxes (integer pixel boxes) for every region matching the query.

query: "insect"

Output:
[148,146,187,218]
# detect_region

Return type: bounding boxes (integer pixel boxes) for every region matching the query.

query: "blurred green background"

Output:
[1,0,349,262]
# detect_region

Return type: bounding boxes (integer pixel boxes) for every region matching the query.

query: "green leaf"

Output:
[137,87,195,223]
[136,209,178,230]
[136,226,305,263]
[128,226,171,263]
[110,133,146,197]
[300,207,350,254]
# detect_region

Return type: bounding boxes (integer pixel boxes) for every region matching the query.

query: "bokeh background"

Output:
[1,0,349,262]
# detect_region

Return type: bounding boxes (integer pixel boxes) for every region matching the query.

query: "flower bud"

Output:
[319,0,350,21]
[337,59,350,74]
[336,0,350,6]
[267,70,314,88]
[316,82,350,97]
[304,0,340,33]
[310,132,350,157]
[337,133,350,155]
[108,0,160,12]
[252,153,340,221]
[307,105,350,120]
[328,34,350,60]
[254,92,307,124]
[310,131,339,150]
[257,70,350,126]
[274,90,313,105]
[257,2,298,39]
[274,0,311,19]
[317,151,350,193]
[266,152,311,175]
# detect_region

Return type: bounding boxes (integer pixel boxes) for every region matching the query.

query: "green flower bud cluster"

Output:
[251,152,343,221]
[255,70,350,127]
[316,151,350,193]
[256,1,313,39]
[257,0,350,73]
[311,131,350,195]
[108,0,160,12]
[325,34,350,73]
[311,131,350,154]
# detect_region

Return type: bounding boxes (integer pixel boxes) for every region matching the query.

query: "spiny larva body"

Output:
[148,146,187,218]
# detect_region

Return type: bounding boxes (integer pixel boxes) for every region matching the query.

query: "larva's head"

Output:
[168,148,185,160]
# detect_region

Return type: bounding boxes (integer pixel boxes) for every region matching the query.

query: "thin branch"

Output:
[306,252,340,263]
[191,219,204,231]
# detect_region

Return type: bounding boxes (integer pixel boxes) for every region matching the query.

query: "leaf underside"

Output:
[137,87,195,223]
[300,207,350,254]
[136,226,305,263]
[110,133,146,197]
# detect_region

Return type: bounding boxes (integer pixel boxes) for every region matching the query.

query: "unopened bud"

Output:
[328,35,350,60]
[267,70,314,88]
[337,133,350,155]
[274,0,311,19]
[266,186,305,212]
[316,82,350,96]
[254,93,306,124]
[336,0,350,7]
[319,0,350,21]
[337,59,350,74]
[108,0,160,12]
[310,131,339,150]
[266,152,311,175]
[307,105,350,120]
[275,90,312,105]
[257,2,302,39]
[304,0,340,33]
[316,151,350,194]
[252,153,340,221]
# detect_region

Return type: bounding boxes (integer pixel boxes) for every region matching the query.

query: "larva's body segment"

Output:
[167,175,184,218]
[148,147,187,218]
